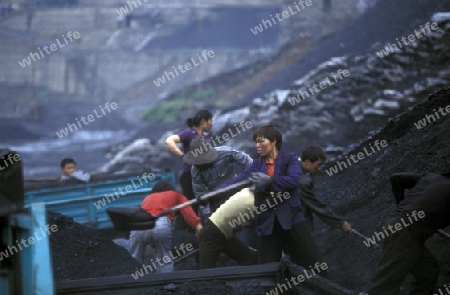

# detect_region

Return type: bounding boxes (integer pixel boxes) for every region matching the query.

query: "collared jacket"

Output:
[191,146,253,209]
[220,149,303,236]
[299,168,343,231]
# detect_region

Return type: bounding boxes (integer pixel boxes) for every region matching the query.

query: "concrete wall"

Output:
[0,38,274,100]
[0,0,360,105]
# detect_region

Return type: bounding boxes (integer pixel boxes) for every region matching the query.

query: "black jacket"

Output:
[299,168,343,231]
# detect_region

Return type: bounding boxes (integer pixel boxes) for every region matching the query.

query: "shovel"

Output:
[107,180,252,231]
[153,179,252,218]
[352,229,381,249]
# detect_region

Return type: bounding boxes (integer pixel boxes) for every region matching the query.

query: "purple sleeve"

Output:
[178,129,192,144]
[178,129,196,155]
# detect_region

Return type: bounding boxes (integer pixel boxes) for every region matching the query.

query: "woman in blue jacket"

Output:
[220,124,325,270]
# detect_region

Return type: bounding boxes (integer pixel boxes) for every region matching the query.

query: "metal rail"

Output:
[56,256,358,295]
[55,263,280,294]
[281,257,353,295]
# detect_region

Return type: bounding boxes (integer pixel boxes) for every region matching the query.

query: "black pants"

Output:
[257,218,327,276]
[368,218,439,295]
[180,171,195,200]
[176,171,196,231]
[198,219,257,269]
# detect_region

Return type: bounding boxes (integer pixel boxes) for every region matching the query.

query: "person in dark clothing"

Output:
[218,124,326,273]
[299,146,352,233]
[366,172,450,295]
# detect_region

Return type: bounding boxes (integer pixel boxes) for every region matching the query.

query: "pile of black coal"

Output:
[47,211,141,281]
[312,86,450,294]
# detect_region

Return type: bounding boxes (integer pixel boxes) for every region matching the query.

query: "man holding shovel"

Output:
[299,146,353,234]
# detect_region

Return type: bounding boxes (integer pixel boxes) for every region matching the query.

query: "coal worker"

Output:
[366,172,450,295]
[128,181,202,273]
[299,146,352,234]
[60,158,90,184]
[218,124,326,271]
[183,138,253,218]
[198,187,258,269]
[165,109,212,230]
[183,138,255,247]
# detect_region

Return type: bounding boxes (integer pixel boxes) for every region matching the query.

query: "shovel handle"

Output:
[352,229,381,249]
[153,179,252,218]
[438,229,450,239]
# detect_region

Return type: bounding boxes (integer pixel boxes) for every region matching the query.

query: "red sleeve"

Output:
[177,193,201,229]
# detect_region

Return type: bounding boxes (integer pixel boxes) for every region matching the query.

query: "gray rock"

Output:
[373,99,400,110]
[432,12,450,24]
[391,54,411,65]
[438,69,450,79]
[425,77,448,88]
[363,108,386,116]
[163,283,178,291]
[413,82,427,94]
[383,89,404,100]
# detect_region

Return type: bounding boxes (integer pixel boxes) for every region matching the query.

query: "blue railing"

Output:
[24,172,176,229]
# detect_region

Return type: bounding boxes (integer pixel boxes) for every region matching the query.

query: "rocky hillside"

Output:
[312,86,450,293]
[98,12,450,175]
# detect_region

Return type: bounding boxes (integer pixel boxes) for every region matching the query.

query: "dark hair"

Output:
[151,181,175,193]
[60,158,76,168]
[301,145,327,163]
[252,124,282,150]
[186,109,213,128]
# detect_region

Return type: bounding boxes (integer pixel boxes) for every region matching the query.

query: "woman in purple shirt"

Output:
[165,109,213,201]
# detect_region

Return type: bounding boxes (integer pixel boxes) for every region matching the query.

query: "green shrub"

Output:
[141,97,191,123]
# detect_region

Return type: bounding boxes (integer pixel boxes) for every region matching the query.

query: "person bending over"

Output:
[366,171,450,295]
[299,145,352,234]
[198,187,257,269]
[128,181,202,273]
[183,139,253,219]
